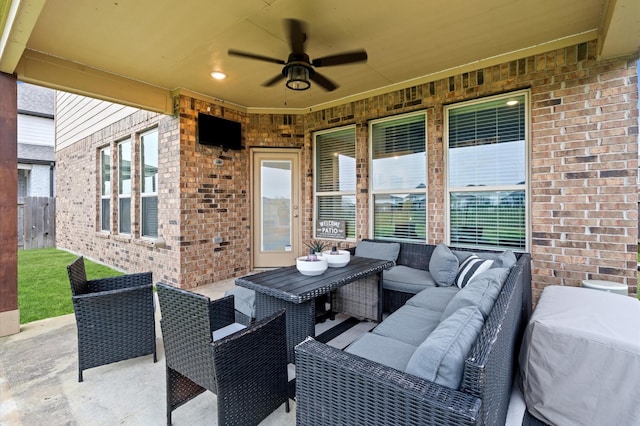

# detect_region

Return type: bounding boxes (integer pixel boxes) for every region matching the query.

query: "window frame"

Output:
[117,138,132,235]
[312,124,357,242]
[444,89,530,251]
[368,110,428,242]
[140,128,159,239]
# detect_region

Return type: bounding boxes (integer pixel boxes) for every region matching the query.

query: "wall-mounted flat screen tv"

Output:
[197,112,242,150]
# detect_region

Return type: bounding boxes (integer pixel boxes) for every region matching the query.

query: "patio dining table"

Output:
[236,256,394,362]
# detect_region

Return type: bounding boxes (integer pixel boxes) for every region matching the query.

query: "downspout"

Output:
[49,161,55,197]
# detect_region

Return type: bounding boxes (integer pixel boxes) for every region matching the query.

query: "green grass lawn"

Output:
[18,248,123,324]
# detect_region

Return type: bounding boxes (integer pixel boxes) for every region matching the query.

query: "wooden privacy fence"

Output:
[20,196,55,249]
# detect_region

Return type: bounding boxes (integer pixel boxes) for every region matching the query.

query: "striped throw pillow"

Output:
[455,255,494,288]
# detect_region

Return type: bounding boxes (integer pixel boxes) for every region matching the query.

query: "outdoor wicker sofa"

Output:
[66,256,157,382]
[295,242,532,426]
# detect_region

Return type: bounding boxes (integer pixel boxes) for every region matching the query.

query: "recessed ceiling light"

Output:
[211,71,227,80]
[506,99,518,106]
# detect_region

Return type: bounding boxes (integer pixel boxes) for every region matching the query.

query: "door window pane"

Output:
[261,160,291,251]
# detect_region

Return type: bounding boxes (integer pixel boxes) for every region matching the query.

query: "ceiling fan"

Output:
[228,19,368,92]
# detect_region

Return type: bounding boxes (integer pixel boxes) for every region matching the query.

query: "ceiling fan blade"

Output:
[228,49,285,65]
[310,71,338,92]
[312,50,368,67]
[262,73,286,87]
[286,19,307,55]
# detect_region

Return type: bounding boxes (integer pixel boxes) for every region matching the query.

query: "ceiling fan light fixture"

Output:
[285,65,311,91]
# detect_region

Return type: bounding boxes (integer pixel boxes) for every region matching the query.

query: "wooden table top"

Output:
[236,256,394,303]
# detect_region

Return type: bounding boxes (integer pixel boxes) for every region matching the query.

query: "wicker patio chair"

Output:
[156,282,290,426]
[66,256,157,382]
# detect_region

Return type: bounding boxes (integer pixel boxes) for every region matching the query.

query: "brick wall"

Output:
[56,39,638,299]
[56,109,181,284]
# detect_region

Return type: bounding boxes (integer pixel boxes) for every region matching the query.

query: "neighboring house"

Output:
[17,82,55,247]
[54,40,639,301]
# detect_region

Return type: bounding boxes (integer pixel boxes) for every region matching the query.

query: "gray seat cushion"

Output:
[406,286,460,313]
[345,333,417,371]
[355,240,401,263]
[212,322,246,341]
[371,304,442,346]
[405,305,484,389]
[224,286,256,319]
[383,265,436,294]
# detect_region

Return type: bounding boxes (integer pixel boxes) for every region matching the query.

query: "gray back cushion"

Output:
[491,250,517,269]
[355,240,401,263]
[405,305,484,389]
[429,243,459,286]
[441,267,510,321]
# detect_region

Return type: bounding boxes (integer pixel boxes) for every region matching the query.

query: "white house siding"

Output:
[17,114,54,146]
[28,165,53,197]
[56,92,138,151]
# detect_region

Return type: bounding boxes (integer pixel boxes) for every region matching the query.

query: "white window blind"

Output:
[370,112,427,241]
[448,96,526,188]
[314,127,356,239]
[447,92,528,250]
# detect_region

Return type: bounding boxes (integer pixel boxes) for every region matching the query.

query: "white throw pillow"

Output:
[455,254,493,288]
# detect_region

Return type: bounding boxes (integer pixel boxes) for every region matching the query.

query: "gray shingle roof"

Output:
[17,82,55,116]
[17,144,55,163]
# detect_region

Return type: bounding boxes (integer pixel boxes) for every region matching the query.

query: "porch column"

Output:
[0,72,19,336]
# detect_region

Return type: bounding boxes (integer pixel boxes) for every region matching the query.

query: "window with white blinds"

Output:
[370,112,427,241]
[446,91,528,250]
[100,147,111,232]
[118,139,131,234]
[140,129,158,238]
[314,126,356,239]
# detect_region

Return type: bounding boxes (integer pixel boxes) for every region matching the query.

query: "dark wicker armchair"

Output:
[156,282,290,426]
[66,256,157,382]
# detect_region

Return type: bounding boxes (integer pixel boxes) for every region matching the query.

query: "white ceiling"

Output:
[1,0,639,113]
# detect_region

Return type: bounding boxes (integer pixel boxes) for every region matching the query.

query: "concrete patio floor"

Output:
[1,276,527,425]
[0,278,296,426]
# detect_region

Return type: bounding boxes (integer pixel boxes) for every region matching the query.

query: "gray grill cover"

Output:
[519,285,640,425]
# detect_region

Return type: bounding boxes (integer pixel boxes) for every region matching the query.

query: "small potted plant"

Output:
[304,240,329,254]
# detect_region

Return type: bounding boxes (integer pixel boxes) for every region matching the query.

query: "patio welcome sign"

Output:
[316,219,346,239]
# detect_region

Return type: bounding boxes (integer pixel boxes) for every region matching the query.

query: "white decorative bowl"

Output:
[322,250,351,268]
[296,256,328,276]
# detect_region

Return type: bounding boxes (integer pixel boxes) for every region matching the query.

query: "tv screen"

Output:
[197,112,242,150]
